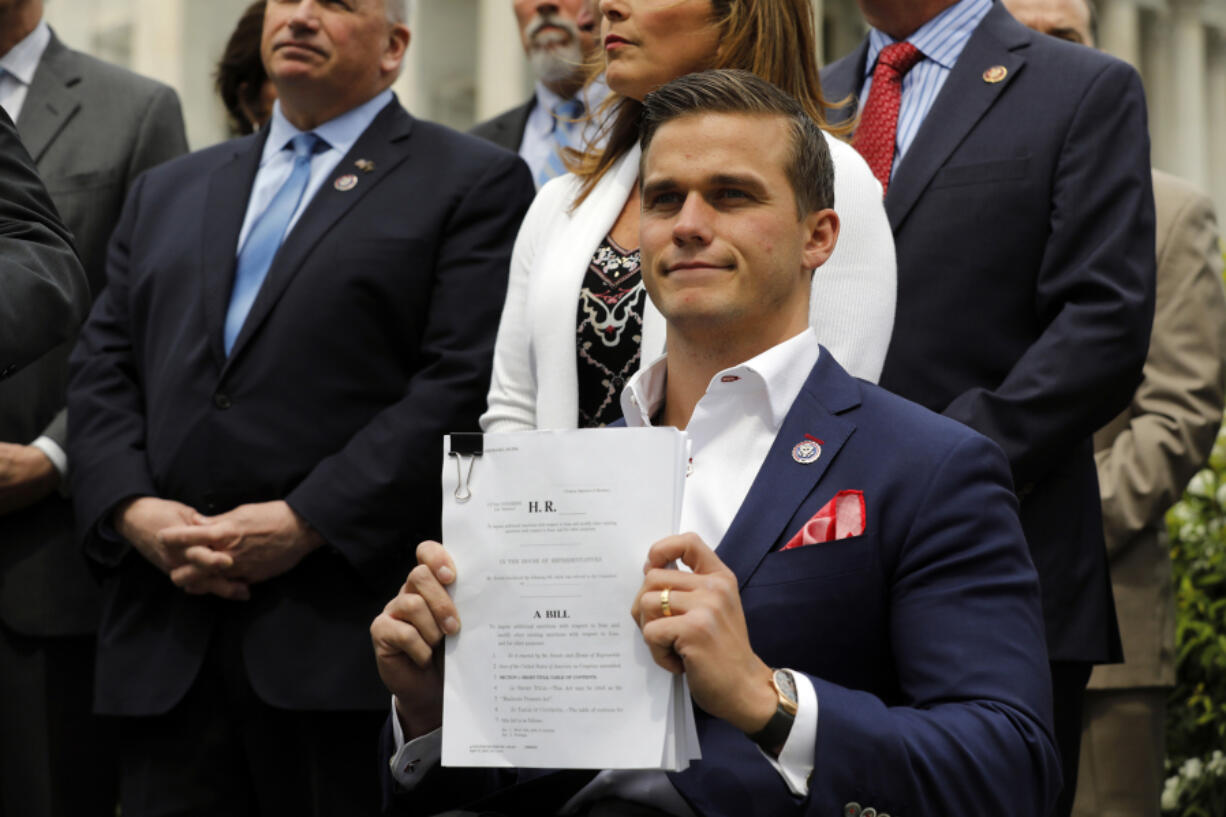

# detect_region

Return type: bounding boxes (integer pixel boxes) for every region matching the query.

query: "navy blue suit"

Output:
[67,99,535,718]
[384,350,1062,817]
[822,1,1155,667]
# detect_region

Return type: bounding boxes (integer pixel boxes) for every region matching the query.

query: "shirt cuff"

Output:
[758,669,817,796]
[389,696,442,790]
[30,436,68,479]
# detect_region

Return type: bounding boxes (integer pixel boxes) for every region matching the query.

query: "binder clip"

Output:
[448,433,483,504]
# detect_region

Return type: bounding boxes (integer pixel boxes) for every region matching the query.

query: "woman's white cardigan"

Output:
[481,133,897,432]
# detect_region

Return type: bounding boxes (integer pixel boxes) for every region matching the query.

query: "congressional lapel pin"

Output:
[334,174,359,192]
[791,435,823,465]
[982,65,1008,84]
[355,159,375,173]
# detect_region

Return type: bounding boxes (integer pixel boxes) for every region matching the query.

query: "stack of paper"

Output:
[440,427,700,771]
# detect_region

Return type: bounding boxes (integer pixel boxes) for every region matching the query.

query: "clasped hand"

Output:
[370,533,776,742]
[114,497,324,601]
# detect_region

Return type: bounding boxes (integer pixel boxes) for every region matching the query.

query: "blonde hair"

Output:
[570,0,850,206]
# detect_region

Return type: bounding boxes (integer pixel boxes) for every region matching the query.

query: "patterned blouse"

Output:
[576,236,646,427]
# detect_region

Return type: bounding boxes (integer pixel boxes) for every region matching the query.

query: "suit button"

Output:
[213,392,232,410]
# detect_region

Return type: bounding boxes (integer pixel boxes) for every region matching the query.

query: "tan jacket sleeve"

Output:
[1094,171,1226,558]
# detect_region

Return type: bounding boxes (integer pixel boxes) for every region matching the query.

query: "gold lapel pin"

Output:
[355,159,375,173]
[982,65,1008,84]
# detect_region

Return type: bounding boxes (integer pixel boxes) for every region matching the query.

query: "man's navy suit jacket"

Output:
[822,1,1156,664]
[385,350,1062,817]
[67,99,536,716]
[469,98,533,154]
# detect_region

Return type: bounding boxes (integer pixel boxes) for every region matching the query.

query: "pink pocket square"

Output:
[782,490,866,550]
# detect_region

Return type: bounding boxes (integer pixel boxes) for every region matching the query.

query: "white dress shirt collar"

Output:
[261,88,394,166]
[0,19,50,85]
[0,20,50,122]
[621,328,820,434]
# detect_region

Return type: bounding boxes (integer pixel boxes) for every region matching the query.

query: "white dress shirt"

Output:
[0,19,49,122]
[393,329,823,813]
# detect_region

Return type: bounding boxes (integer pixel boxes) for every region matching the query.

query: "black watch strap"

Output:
[749,669,797,755]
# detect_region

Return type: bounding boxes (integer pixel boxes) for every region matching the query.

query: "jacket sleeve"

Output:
[40,82,189,457]
[285,151,536,585]
[480,173,576,432]
[0,109,88,379]
[1094,180,1226,557]
[66,172,160,563]
[943,61,1156,490]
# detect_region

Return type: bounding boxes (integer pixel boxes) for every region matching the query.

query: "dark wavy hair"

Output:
[215,1,269,136]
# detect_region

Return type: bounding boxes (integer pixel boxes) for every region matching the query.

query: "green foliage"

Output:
[1163,427,1226,815]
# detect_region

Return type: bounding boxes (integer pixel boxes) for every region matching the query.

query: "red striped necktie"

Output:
[853,41,924,196]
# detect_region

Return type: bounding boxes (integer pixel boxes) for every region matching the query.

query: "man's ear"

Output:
[801,208,840,271]
[382,23,411,75]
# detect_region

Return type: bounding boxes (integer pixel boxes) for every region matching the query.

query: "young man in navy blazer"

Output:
[371,69,1060,817]
[66,0,534,812]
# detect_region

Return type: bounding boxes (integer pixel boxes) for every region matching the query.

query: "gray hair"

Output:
[386,0,408,23]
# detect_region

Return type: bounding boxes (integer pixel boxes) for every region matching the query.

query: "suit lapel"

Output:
[885,4,1029,231]
[715,351,861,589]
[16,34,80,164]
[201,134,266,371]
[509,98,532,147]
[222,102,415,370]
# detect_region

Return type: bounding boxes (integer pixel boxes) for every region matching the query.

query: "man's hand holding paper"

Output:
[372,541,458,740]
[634,533,778,739]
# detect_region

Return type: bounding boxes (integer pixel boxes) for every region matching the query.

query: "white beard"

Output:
[527,19,585,87]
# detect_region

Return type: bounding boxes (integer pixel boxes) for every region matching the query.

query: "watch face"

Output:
[774,669,798,705]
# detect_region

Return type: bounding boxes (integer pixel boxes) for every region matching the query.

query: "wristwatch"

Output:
[748,668,798,756]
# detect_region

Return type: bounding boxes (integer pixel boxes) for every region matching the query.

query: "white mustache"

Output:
[527,13,580,46]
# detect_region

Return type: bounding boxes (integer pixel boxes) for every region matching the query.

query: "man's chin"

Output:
[530,48,585,85]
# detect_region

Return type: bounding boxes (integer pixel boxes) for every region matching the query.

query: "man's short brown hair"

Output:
[639,69,835,217]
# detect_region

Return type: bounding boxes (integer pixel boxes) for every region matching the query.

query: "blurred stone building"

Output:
[42,0,1226,214]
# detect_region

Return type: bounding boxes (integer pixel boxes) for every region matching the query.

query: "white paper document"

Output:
[440,428,701,771]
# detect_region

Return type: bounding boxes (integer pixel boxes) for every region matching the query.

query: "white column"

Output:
[392,0,423,116]
[812,0,825,67]
[475,0,527,122]
[1208,29,1226,218]
[130,0,184,93]
[1169,0,1209,187]
[1141,8,1173,172]
[1098,0,1141,68]
[180,0,252,149]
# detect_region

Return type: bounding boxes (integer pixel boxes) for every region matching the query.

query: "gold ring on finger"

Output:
[660,586,672,617]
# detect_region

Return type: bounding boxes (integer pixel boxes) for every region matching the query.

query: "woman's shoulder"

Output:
[821,130,874,176]
[821,130,887,207]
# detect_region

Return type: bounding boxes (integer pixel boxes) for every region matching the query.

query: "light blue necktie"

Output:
[224,131,325,354]
[537,98,585,187]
